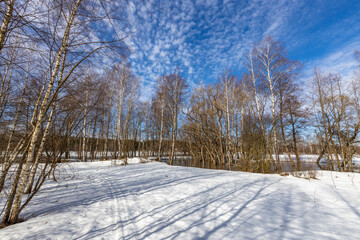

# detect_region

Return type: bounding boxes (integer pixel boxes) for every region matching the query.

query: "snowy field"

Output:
[1,159,360,239]
[278,154,360,166]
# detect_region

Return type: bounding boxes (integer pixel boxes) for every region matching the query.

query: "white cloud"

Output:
[304,39,360,81]
[125,0,360,101]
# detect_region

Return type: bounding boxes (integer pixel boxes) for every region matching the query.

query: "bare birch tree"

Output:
[163,71,187,165]
[253,36,300,172]
[1,0,130,225]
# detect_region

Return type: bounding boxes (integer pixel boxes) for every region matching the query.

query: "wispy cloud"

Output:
[303,38,360,83]
[123,0,360,101]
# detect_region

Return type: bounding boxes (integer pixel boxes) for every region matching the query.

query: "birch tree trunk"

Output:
[158,95,165,162]
[169,75,180,166]
[116,90,124,159]
[122,79,137,163]
[82,85,88,162]
[314,69,335,170]
[247,53,266,135]
[104,92,113,160]
[169,107,178,165]
[2,146,29,225]
[0,0,16,53]
[24,102,56,194]
[269,83,280,171]
[289,109,301,171]
[279,93,294,171]
[7,0,82,224]
[116,67,128,159]
[0,50,30,193]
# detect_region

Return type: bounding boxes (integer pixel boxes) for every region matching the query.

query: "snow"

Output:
[1,160,360,239]
[278,154,360,165]
[277,154,360,171]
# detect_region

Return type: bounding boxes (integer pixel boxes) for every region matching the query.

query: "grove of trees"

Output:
[1,0,360,227]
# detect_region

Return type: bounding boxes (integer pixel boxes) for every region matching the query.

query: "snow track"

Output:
[105,175,123,239]
[1,161,360,239]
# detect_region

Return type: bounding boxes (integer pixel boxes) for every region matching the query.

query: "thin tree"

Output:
[164,71,187,165]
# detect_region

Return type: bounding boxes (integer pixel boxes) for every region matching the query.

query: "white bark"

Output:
[0,0,16,53]
[169,75,180,165]
[82,86,88,162]
[25,102,56,193]
[158,94,165,162]
[116,66,127,159]
[8,0,82,224]
[247,53,265,134]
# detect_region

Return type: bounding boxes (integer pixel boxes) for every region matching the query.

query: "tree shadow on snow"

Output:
[19,163,352,239]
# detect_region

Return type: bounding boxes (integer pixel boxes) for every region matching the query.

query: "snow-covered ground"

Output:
[1,159,360,239]
[278,154,360,165]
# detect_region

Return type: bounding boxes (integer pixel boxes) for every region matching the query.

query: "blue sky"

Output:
[123,0,360,100]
